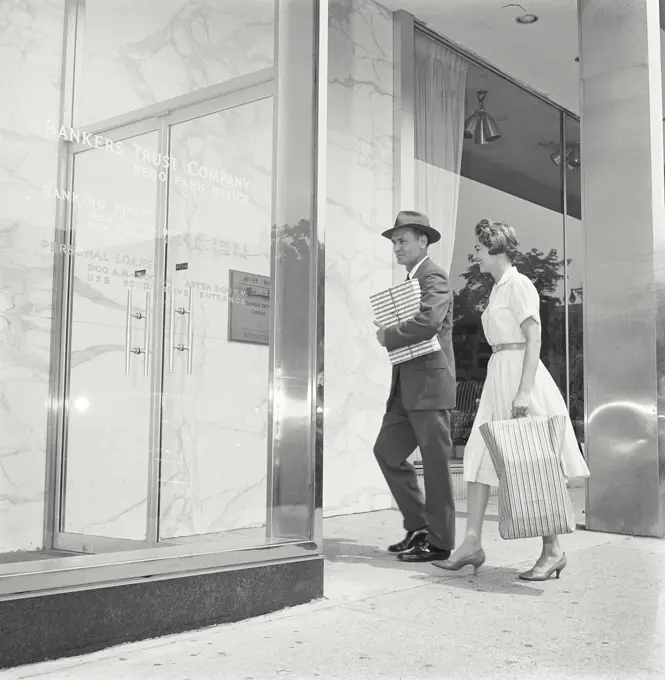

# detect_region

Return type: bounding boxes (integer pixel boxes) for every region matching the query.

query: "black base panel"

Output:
[0,556,323,669]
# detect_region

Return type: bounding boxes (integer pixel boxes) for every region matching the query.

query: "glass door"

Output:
[53,84,275,554]
[159,89,274,547]
[54,121,161,552]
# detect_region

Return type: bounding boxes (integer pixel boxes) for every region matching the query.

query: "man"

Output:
[373,210,457,563]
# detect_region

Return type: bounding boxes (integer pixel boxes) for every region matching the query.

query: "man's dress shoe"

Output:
[388,528,428,553]
[397,540,451,563]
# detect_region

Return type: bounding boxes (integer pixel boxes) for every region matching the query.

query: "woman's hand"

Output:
[511,390,531,419]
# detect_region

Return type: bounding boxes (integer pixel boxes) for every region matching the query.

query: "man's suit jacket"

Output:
[384,257,456,412]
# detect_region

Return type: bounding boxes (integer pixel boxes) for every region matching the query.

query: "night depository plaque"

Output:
[228,270,271,345]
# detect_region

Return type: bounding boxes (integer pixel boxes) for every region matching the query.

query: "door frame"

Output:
[47,71,276,554]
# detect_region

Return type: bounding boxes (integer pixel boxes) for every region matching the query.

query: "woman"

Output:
[434,219,590,581]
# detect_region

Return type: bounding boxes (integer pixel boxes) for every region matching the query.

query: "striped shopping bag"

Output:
[478,415,576,540]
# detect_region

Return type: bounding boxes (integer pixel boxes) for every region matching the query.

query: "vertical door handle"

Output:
[168,287,194,375]
[143,292,151,377]
[125,290,133,376]
[187,286,194,376]
[125,289,150,376]
[169,288,176,373]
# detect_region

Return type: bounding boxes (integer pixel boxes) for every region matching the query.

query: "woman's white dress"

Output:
[463,265,591,487]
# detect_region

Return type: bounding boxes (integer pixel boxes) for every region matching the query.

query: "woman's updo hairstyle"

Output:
[474,219,519,262]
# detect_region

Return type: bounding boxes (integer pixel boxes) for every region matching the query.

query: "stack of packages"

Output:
[370,279,440,365]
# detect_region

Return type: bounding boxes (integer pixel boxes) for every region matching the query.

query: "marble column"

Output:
[579,0,665,537]
[324,0,395,517]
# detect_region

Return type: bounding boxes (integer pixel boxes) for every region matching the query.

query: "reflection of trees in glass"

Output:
[453,247,565,323]
[567,288,584,439]
[451,246,586,444]
[568,303,585,440]
[453,248,574,399]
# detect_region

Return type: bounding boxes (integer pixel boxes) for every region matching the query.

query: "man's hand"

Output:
[374,321,387,347]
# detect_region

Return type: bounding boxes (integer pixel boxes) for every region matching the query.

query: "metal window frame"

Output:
[42,0,81,557]
[561,113,571,411]
[311,0,328,548]
[265,0,326,546]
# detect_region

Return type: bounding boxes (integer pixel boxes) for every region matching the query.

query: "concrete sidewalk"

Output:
[3,509,664,680]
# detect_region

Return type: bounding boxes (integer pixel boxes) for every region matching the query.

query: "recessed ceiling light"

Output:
[503,4,539,24]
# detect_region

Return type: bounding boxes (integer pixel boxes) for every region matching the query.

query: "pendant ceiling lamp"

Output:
[464,90,501,145]
[550,143,581,170]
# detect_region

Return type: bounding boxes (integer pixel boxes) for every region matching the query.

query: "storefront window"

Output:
[0,0,323,595]
[414,30,572,462]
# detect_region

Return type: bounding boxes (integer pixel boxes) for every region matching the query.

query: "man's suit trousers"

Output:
[374,378,456,551]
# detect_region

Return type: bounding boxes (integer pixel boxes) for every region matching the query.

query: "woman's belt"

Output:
[492,343,526,353]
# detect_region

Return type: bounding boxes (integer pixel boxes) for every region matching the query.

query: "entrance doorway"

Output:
[50,81,275,554]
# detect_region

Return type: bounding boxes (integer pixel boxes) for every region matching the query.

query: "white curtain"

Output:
[414,33,469,275]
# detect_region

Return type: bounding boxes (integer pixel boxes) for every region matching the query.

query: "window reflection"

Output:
[414,47,568,460]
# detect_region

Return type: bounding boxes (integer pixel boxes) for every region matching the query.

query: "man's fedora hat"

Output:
[381,210,441,244]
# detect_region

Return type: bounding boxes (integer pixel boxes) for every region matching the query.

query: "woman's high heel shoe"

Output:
[432,548,486,575]
[519,553,567,581]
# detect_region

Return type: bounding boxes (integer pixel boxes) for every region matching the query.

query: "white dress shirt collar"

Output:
[407,255,429,279]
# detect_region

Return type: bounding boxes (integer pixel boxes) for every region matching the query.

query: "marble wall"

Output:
[323,0,396,518]
[0,0,65,553]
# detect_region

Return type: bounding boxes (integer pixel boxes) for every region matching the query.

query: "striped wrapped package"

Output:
[478,415,576,540]
[369,279,440,365]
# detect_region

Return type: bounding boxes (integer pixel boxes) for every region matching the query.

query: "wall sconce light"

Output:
[550,143,581,170]
[464,90,502,145]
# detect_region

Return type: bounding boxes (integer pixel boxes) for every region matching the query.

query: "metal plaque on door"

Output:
[228,270,271,345]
